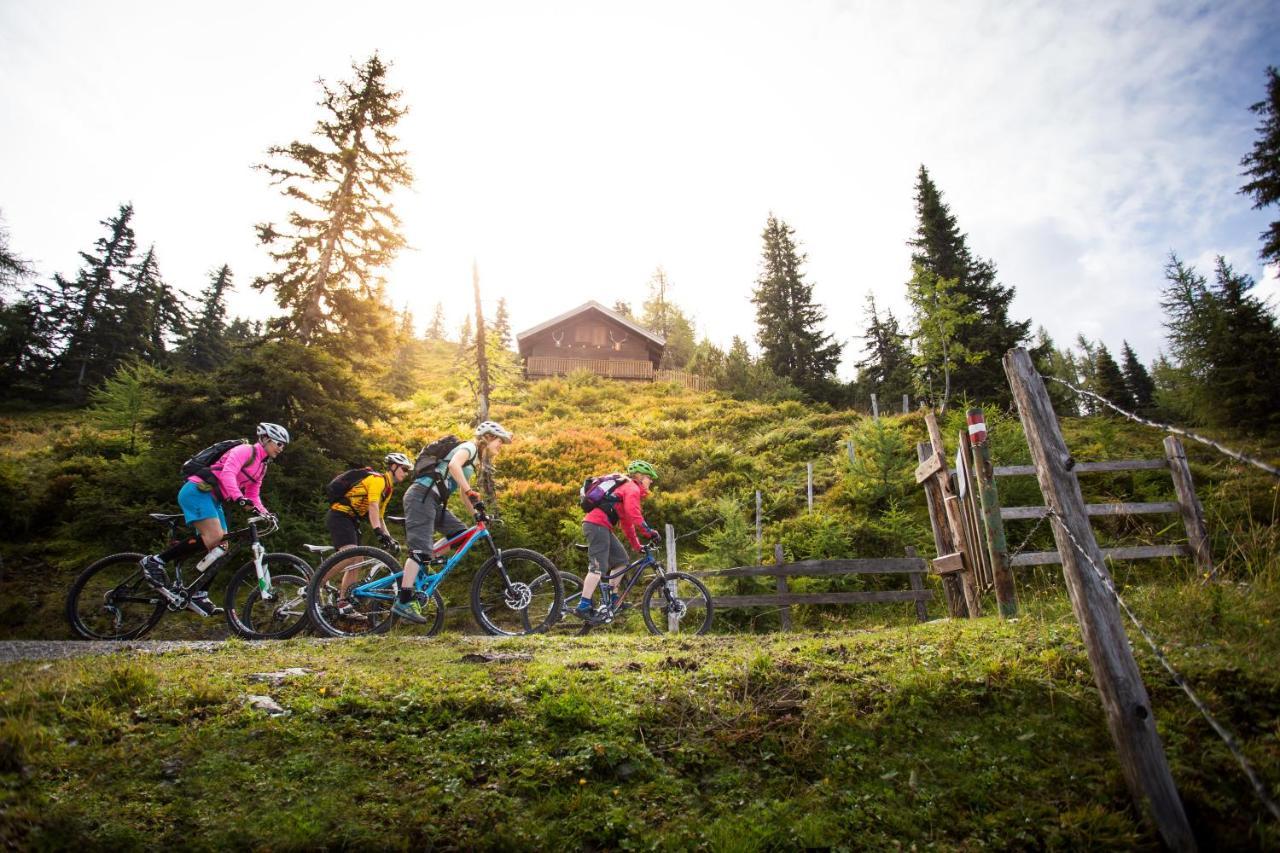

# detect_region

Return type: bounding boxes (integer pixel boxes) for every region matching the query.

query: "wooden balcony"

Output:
[525,355,655,380]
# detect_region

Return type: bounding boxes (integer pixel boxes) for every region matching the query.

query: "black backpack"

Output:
[180,438,248,492]
[325,467,379,504]
[412,435,462,480]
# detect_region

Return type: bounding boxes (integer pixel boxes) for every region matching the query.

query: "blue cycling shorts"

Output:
[178,480,227,528]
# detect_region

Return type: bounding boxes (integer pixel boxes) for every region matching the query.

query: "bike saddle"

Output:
[149,513,185,524]
[303,544,335,554]
[573,543,589,551]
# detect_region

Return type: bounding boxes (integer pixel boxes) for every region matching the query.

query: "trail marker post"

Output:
[968,408,1017,617]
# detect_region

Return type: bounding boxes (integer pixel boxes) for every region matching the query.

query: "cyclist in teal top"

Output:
[393,420,513,623]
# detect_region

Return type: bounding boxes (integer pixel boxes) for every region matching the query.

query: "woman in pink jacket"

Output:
[138,422,289,616]
[572,460,659,621]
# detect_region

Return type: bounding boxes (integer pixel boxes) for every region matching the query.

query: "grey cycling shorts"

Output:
[583,521,628,575]
[404,481,466,554]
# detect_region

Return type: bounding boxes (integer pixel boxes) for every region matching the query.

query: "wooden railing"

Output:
[525,355,654,380]
[654,369,712,392]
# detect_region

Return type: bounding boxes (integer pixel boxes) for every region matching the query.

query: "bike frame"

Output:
[348,520,495,602]
[593,542,667,606]
[167,515,277,598]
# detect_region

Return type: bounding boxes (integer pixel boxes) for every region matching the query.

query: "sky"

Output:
[2,0,1277,379]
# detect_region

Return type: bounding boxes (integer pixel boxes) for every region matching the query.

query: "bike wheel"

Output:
[306,546,400,638]
[65,552,166,640]
[224,553,313,640]
[470,548,564,636]
[641,571,714,635]
[396,588,446,637]
[535,571,592,635]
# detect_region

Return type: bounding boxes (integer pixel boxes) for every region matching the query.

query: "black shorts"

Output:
[326,509,360,548]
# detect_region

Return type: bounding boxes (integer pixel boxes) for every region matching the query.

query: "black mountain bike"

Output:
[550,534,714,635]
[66,513,312,641]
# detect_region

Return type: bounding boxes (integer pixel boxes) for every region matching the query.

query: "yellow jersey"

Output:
[331,472,393,517]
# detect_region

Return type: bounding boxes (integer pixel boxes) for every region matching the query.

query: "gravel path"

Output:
[0,640,228,664]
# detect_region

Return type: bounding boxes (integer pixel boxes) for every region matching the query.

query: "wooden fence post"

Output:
[968,408,1017,618]
[871,393,879,420]
[1163,436,1213,577]
[903,394,910,414]
[806,462,813,513]
[925,411,982,617]
[774,543,792,630]
[917,441,967,618]
[665,523,680,632]
[847,440,856,465]
[755,490,762,567]
[1004,347,1194,851]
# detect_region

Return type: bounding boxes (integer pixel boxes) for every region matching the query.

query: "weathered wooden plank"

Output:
[927,410,982,618]
[906,546,929,622]
[1163,436,1213,577]
[994,459,1168,477]
[710,590,935,607]
[691,558,929,579]
[1001,502,1180,521]
[919,442,966,618]
[931,552,965,574]
[1010,544,1191,567]
[914,452,944,483]
[1004,346,1193,850]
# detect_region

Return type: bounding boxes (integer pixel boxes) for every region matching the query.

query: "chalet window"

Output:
[575,324,607,347]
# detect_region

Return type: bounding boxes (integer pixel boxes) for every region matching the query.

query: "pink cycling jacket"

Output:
[584,478,654,551]
[187,441,270,513]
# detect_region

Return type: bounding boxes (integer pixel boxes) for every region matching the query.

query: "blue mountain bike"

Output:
[305,506,563,638]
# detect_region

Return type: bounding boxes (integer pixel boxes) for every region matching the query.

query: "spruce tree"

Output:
[612,300,635,320]
[0,211,33,289]
[180,265,234,371]
[0,213,49,393]
[908,166,1030,404]
[44,204,138,393]
[491,297,513,351]
[1240,66,1280,265]
[1092,343,1135,411]
[1120,341,1155,414]
[117,245,185,366]
[1030,327,1080,415]
[751,214,841,397]
[854,294,913,407]
[253,54,412,342]
[425,302,447,341]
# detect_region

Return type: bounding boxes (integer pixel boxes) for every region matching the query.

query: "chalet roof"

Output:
[516,300,665,347]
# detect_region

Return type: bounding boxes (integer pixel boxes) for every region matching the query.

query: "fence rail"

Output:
[525,355,654,380]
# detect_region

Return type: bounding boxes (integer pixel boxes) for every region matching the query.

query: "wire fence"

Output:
[1043,375,1280,480]
[1044,507,1280,823]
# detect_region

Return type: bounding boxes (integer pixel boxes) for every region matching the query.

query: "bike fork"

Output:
[252,541,274,599]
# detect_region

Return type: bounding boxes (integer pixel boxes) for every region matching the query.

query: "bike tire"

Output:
[640,571,714,635]
[306,546,401,638]
[470,548,564,637]
[65,552,167,640]
[534,571,592,635]
[224,553,313,640]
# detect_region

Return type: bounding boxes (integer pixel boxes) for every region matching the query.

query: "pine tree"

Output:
[908,166,1030,404]
[854,294,913,409]
[44,204,138,393]
[1120,341,1155,414]
[492,297,513,351]
[751,214,841,397]
[425,302,447,341]
[0,216,50,394]
[612,300,635,320]
[253,54,412,342]
[1030,327,1080,415]
[0,211,33,290]
[180,265,234,371]
[1240,66,1280,265]
[117,245,186,366]
[456,314,473,360]
[1091,343,1134,412]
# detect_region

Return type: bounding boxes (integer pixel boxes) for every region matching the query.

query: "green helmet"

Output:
[626,460,659,480]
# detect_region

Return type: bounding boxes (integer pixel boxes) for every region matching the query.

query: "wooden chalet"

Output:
[516,300,665,381]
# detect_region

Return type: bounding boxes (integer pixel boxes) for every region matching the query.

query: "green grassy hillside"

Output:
[2,579,1278,849]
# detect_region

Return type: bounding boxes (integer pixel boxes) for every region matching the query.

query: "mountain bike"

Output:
[65,513,312,641]
[549,534,714,635]
[305,505,563,638]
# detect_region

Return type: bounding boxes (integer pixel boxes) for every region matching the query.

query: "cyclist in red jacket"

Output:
[572,460,659,621]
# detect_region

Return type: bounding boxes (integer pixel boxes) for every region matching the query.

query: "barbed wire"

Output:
[675,517,725,542]
[1045,508,1280,823]
[1042,375,1280,480]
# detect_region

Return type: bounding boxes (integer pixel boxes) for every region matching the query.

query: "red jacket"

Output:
[584,478,653,550]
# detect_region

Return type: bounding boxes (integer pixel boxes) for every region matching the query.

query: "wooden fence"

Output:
[654,369,712,392]
[525,355,654,380]
[689,545,933,627]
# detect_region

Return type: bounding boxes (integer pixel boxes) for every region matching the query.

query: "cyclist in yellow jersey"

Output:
[326,452,413,620]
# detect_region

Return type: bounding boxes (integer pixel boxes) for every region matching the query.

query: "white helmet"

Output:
[385,451,412,469]
[475,420,512,443]
[256,422,290,445]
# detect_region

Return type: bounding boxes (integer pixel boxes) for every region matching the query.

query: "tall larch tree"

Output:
[254,54,412,343]
[751,214,841,398]
[908,166,1030,404]
[641,267,695,368]
[1240,66,1280,265]
[180,265,234,371]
